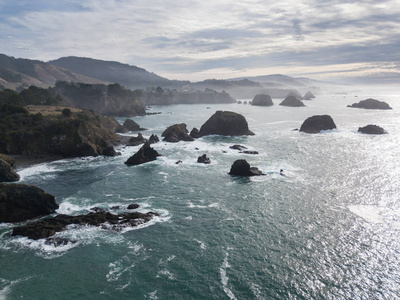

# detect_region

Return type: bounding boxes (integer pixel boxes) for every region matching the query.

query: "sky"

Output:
[0,0,399,83]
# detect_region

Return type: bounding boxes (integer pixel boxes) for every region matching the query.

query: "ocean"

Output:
[1,88,400,299]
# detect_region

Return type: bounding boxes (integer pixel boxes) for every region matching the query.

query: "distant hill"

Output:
[0,54,106,90]
[49,56,189,89]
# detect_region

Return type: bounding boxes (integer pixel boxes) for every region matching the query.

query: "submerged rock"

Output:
[0,158,20,182]
[125,141,161,165]
[228,159,263,176]
[299,115,337,133]
[230,144,247,151]
[197,111,254,137]
[12,210,160,240]
[347,98,392,110]
[0,183,59,223]
[279,95,305,107]
[358,124,387,134]
[251,94,273,106]
[162,123,194,142]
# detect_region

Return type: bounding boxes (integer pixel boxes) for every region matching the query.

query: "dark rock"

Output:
[358,124,387,134]
[237,101,242,104]
[197,154,211,164]
[102,145,120,156]
[0,183,59,223]
[0,159,20,182]
[162,123,194,142]
[279,95,305,107]
[111,206,120,210]
[127,204,140,210]
[251,94,273,106]
[12,210,160,240]
[0,154,16,167]
[175,160,183,165]
[115,124,129,133]
[243,101,248,105]
[123,119,145,131]
[303,91,315,100]
[127,133,146,146]
[45,237,77,247]
[299,115,337,133]
[149,134,159,144]
[190,128,201,139]
[197,111,254,137]
[228,159,263,176]
[125,141,161,166]
[347,98,392,110]
[90,207,105,213]
[230,144,247,151]
[241,150,259,155]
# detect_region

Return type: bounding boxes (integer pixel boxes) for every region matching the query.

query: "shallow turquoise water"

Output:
[1,90,400,299]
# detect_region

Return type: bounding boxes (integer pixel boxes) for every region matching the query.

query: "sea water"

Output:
[1,89,400,299]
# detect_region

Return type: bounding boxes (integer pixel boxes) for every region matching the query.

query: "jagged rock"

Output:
[0,159,20,182]
[127,133,146,146]
[162,123,194,142]
[279,95,305,107]
[228,159,263,176]
[230,144,247,151]
[303,91,315,100]
[125,141,161,165]
[123,119,146,131]
[127,204,140,209]
[0,154,16,167]
[197,111,254,137]
[300,115,337,133]
[0,183,58,223]
[190,128,201,138]
[197,154,211,164]
[358,125,387,134]
[12,210,160,240]
[149,134,159,144]
[175,160,183,165]
[251,94,273,106]
[347,98,392,110]
[102,145,120,156]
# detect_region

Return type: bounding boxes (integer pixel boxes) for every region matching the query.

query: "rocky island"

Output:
[347,98,392,110]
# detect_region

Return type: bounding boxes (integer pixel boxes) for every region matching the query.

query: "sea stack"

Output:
[279,95,305,107]
[347,98,392,110]
[299,115,337,133]
[251,94,273,106]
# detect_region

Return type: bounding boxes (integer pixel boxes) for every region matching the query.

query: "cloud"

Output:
[0,0,399,82]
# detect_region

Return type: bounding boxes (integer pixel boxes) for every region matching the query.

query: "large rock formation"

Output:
[125,141,161,165]
[0,158,20,182]
[299,115,337,133]
[162,123,194,142]
[303,91,315,100]
[127,133,146,146]
[12,210,160,240]
[347,98,392,110]
[358,124,387,134]
[251,94,273,106]
[228,159,263,176]
[0,183,59,223]
[122,119,145,131]
[196,111,254,137]
[279,95,305,107]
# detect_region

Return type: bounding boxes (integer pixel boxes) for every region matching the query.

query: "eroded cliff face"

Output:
[0,107,121,158]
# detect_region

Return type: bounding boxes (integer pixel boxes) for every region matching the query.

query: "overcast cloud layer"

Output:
[0,0,399,83]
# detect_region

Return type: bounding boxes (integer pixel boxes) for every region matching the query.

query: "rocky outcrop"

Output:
[197,154,211,164]
[279,95,305,107]
[299,115,337,133]
[123,119,145,131]
[230,144,247,151]
[0,159,20,182]
[196,111,254,137]
[358,125,387,134]
[251,94,273,106]
[347,98,392,110]
[149,134,159,144]
[162,123,194,142]
[127,133,146,146]
[228,159,263,176]
[190,128,201,138]
[12,210,160,240]
[0,183,59,223]
[125,142,161,165]
[303,91,315,100]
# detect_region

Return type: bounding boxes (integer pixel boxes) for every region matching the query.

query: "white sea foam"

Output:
[187,202,219,209]
[17,163,58,181]
[220,252,237,300]
[195,239,207,250]
[156,269,175,280]
[0,277,32,300]
[348,205,384,224]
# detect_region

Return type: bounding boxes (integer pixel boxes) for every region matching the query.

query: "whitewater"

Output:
[1,88,400,299]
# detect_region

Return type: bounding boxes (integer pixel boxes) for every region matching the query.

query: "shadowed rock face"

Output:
[252,94,273,106]
[124,141,161,165]
[299,115,337,134]
[0,183,58,223]
[228,159,263,176]
[358,124,387,134]
[197,111,254,137]
[162,123,194,142]
[347,98,392,110]
[123,119,143,131]
[0,159,20,182]
[279,95,305,107]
